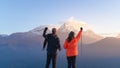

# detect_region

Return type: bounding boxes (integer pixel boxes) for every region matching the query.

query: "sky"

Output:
[0,0,120,35]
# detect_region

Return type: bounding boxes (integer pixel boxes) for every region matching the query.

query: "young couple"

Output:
[42,27,83,68]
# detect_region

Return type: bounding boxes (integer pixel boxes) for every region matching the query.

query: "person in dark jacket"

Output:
[43,27,61,68]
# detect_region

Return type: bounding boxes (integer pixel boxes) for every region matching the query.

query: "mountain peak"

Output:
[30,25,60,35]
[58,18,91,34]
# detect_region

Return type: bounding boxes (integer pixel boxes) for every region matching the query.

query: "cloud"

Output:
[66,17,95,31]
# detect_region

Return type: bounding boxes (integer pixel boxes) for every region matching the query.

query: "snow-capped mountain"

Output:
[1,18,120,68]
[30,25,60,35]
[58,18,91,33]
[57,19,103,44]
[29,19,103,44]
[30,18,91,35]
[0,19,120,68]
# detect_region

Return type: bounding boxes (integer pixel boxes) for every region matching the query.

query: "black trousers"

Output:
[45,52,57,68]
[67,56,76,68]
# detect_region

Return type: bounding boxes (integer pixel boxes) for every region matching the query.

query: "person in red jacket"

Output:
[64,27,83,68]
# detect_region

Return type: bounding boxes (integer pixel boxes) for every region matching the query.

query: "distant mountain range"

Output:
[30,20,104,44]
[0,20,120,48]
[83,37,120,58]
[0,20,120,50]
[0,20,120,68]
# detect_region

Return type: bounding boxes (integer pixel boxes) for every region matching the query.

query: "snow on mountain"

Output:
[57,18,103,44]
[58,17,91,33]
[29,18,103,44]
[30,17,92,35]
[30,25,60,35]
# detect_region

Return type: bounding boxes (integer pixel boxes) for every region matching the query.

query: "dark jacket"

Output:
[43,29,61,54]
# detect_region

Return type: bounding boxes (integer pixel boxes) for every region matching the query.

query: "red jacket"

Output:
[64,30,82,57]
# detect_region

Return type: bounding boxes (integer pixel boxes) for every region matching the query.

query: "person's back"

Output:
[46,33,60,54]
[64,29,82,57]
[43,27,61,68]
[64,27,83,68]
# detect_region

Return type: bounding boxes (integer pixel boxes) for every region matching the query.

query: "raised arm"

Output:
[75,27,83,42]
[43,27,48,38]
[42,27,48,50]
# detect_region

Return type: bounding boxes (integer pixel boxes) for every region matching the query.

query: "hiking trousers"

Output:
[67,56,76,68]
[45,52,57,68]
